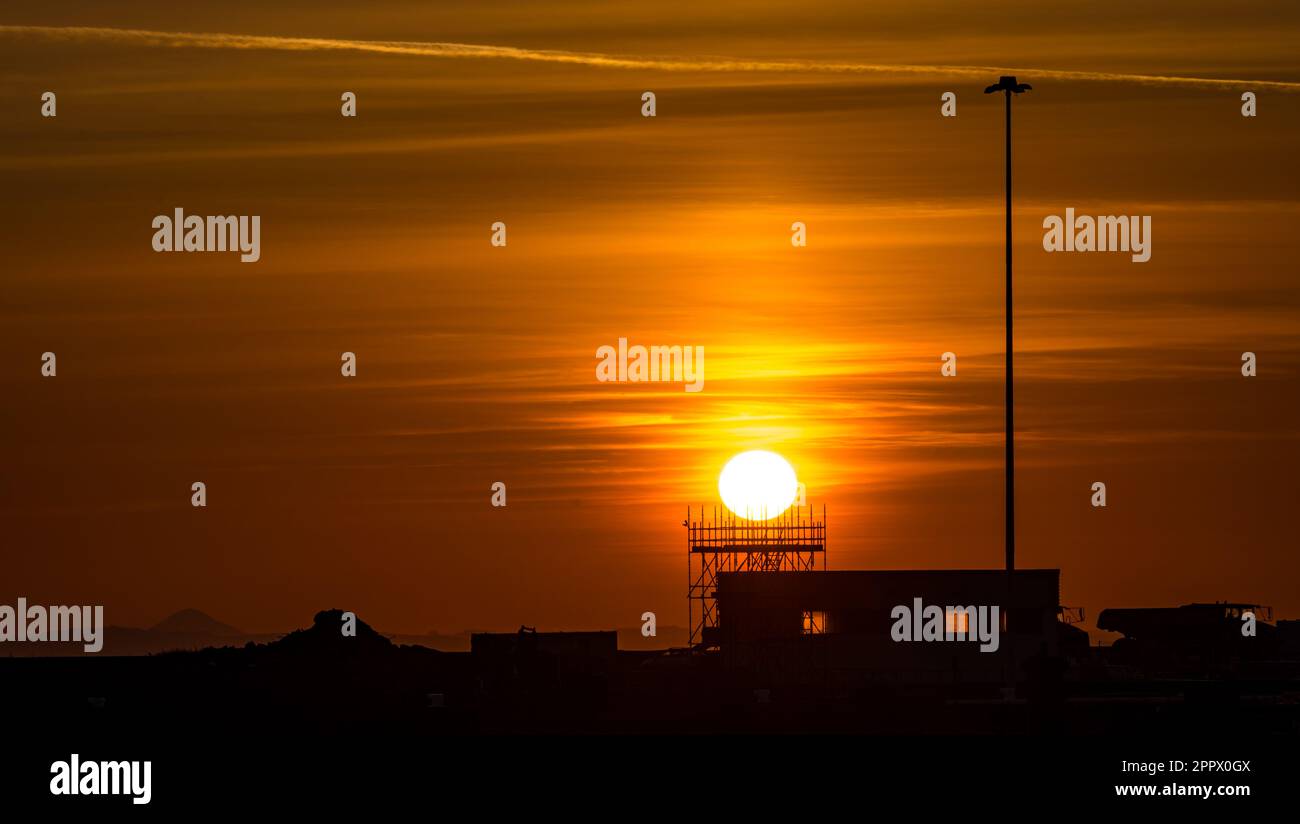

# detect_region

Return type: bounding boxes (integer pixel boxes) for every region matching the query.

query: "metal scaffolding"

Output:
[686,504,826,649]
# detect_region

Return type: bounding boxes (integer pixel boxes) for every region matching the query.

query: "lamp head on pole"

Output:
[984,75,1032,94]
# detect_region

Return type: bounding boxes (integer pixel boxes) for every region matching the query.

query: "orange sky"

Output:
[2,2,1298,639]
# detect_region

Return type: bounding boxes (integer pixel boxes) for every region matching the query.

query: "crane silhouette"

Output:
[984,76,1030,574]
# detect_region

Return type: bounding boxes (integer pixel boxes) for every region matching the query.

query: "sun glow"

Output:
[718,450,799,520]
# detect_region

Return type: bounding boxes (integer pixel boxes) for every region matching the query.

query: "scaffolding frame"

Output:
[686,504,826,649]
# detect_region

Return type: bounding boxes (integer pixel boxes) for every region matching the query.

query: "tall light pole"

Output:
[984,76,1030,574]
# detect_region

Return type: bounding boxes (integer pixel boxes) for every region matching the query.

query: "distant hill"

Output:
[150,609,243,637]
[387,631,475,652]
[388,625,690,652]
[270,609,393,656]
[0,607,689,657]
[617,625,689,651]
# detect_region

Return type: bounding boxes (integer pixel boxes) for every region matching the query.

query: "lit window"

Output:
[946,609,971,636]
[802,610,827,635]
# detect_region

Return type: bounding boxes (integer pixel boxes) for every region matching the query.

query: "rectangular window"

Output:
[801,610,827,635]
[946,609,971,636]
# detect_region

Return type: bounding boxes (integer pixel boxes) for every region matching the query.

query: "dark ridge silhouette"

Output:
[2,604,1299,737]
[149,608,243,636]
[384,625,690,652]
[266,608,393,657]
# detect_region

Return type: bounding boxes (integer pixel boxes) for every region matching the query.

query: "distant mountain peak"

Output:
[150,609,243,636]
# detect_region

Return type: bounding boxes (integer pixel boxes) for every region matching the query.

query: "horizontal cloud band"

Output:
[3,24,1299,92]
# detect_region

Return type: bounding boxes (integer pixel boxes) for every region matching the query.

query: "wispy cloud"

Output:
[4,24,1299,91]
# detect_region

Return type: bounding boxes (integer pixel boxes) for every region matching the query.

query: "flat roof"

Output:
[717,569,1060,605]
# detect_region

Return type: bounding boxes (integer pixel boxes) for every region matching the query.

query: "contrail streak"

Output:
[3,24,1299,92]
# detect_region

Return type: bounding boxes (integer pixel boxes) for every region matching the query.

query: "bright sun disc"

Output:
[718,450,799,520]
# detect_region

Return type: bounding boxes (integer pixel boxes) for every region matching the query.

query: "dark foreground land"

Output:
[4,609,1300,738]
[3,610,1297,810]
